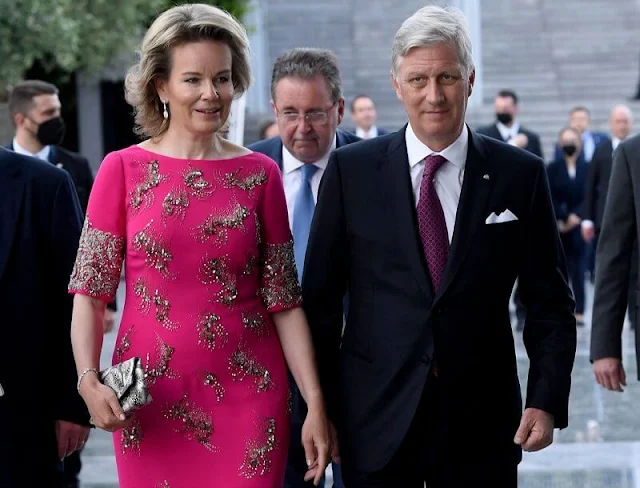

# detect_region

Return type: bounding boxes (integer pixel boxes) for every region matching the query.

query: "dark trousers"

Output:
[63,449,81,486]
[342,375,517,488]
[562,231,586,315]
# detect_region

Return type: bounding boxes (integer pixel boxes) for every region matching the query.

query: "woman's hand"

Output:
[79,374,130,432]
[301,406,332,486]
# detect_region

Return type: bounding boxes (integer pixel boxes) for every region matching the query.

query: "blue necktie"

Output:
[292,164,318,282]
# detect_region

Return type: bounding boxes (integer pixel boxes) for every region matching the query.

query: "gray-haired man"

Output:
[249,48,360,488]
[302,6,576,487]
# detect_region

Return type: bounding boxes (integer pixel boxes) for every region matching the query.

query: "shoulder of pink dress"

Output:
[245,151,279,171]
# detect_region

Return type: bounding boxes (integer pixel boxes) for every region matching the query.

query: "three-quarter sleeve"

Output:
[68,151,126,303]
[258,159,302,313]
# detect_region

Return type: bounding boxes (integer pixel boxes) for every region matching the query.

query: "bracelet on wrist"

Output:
[77,367,99,392]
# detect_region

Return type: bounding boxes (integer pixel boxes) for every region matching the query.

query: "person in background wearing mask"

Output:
[5,79,114,488]
[547,127,588,326]
[554,106,609,164]
[477,89,544,331]
[477,89,543,158]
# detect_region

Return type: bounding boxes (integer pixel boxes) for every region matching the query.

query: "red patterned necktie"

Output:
[417,154,450,293]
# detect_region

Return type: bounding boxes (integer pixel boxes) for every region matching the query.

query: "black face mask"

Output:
[561,144,578,157]
[33,116,65,146]
[496,112,513,125]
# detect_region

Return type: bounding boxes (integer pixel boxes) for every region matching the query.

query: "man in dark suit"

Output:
[0,147,90,487]
[476,89,543,158]
[477,89,545,331]
[591,133,640,392]
[250,47,359,488]
[6,79,108,487]
[303,6,576,487]
[349,94,390,139]
[582,105,635,309]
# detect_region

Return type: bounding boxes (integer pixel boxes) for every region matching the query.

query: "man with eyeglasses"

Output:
[249,47,359,488]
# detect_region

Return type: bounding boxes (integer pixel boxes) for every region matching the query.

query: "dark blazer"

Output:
[6,142,94,214]
[476,123,544,159]
[546,158,588,254]
[583,139,615,230]
[591,134,640,377]
[248,129,361,168]
[248,128,359,418]
[303,127,576,472]
[0,147,89,485]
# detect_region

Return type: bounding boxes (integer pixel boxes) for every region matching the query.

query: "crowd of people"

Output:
[0,3,638,488]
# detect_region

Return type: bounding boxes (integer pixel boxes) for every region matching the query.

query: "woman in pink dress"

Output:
[68,4,330,487]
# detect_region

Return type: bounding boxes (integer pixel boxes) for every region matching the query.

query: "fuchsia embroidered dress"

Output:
[69,145,302,488]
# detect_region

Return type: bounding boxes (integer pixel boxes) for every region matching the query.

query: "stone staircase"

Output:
[465,0,640,158]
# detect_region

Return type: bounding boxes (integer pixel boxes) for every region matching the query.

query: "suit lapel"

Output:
[383,129,434,303]
[435,130,495,302]
[0,151,24,281]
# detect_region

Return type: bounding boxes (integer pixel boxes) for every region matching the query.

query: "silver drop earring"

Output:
[162,100,168,120]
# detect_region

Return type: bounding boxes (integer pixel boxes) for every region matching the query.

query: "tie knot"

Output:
[301,164,318,181]
[423,154,447,179]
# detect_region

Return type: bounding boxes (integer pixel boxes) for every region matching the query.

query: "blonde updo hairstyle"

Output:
[125,3,251,138]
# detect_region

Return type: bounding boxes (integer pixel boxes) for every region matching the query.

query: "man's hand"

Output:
[103,308,116,334]
[594,357,626,392]
[514,408,554,452]
[566,213,582,231]
[511,133,529,149]
[55,420,90,460]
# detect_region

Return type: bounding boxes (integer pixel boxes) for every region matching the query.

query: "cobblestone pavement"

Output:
[79,283,640,487]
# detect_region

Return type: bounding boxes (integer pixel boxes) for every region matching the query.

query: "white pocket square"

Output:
[485,209,518,224]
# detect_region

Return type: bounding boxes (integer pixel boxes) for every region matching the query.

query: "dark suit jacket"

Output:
[546,158,588,254]
[0,147,89,485]
[584,139,615,230]
[248,129,361,169]
[248,128,360,424]
[591,134,640,377]
[303,127,576,472]
[476,123,544,159]
[6,142,94,214]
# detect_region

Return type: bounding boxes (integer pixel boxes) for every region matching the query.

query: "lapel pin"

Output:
[483,174,490,180]
[56,163,64,169]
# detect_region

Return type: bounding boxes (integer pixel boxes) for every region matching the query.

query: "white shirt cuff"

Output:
[581,220,594,229]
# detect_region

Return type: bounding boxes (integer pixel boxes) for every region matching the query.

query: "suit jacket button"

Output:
[421,356,431,365]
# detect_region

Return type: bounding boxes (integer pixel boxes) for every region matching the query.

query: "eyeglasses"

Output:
[276,102,337,126]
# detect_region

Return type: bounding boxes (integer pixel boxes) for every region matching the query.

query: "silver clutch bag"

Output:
[99,357,153,415]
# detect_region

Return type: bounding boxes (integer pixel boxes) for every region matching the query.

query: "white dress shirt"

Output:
[282,136,337,230]
[612,137,621,152]
[12,137,51,162]
[356,126,379,139]
[582,131,596,162]
[496,121,520,143]
[406,123,469,243]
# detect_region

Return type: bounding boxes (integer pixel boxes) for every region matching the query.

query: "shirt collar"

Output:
[282,134,337,174]
[12,137,51,162]
[496,121,520,140]
[612,137,621,151]
[356,126,378,139]
[406,122,469,169]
